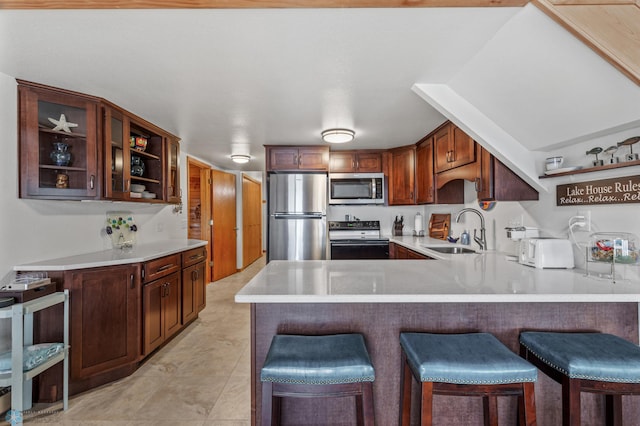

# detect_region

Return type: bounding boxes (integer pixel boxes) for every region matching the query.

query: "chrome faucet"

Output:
[455,208,487,251]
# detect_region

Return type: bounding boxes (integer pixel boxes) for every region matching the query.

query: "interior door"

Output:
[242,174,263,268]
[187,157,213,283]
[212,169,237,281]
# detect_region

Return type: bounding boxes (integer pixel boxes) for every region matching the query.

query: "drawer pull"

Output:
[156,264,174,272]
[189,254,201,260]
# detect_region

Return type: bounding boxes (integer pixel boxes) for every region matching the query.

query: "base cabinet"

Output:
[389,242,432,260]
[67,264,141,380]
[143,271,181,356]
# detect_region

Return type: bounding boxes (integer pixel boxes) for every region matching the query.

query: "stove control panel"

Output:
[329,221,380,231]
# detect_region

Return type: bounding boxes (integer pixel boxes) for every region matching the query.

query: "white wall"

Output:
[0,73,188,280]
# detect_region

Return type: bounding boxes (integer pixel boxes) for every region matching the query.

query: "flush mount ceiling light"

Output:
[231,154,251,164]
[321,128,355,144]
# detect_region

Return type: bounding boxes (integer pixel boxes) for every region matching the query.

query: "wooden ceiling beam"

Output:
[0,0,529,9]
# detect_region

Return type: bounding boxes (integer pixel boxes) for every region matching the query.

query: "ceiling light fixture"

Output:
[231,154,251,164]
[321,128,355,144]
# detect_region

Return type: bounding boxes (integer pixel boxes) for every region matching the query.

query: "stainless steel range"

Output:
[329,221,389,260]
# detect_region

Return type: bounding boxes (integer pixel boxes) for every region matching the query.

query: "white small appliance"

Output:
[518,238,574,269]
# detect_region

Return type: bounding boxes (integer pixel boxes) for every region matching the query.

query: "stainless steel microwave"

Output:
[328,173,385,205]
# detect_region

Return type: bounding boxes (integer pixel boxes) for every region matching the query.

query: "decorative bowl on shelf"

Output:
[130,184,145,193]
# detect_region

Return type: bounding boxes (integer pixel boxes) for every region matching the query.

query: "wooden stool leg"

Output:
[520,382,537,426]
[563,377,581,426]
[420,381,434,426]
[605,394,623,426]
[261,381,274,426]
[400,354,413,426]
[483,395,498,426]
[361,381,375,426]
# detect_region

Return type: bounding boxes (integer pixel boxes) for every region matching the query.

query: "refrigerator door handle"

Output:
[272,213,325,219]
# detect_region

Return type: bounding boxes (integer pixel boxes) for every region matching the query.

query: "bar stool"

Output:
[520,331,640,426]
[260,333,375,426]
[400,332,537,426]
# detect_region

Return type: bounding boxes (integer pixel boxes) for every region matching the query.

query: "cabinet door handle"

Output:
[90,175,95,189]
[130,274,135,289]
[125,179,129,192]
[165,283,170,297]
[191,270,197,281]
[475,177,481,192]
[297,154,302,167]
[157,264,174,272]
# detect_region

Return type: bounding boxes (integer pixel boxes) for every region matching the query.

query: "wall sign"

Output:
[557,175,640,206]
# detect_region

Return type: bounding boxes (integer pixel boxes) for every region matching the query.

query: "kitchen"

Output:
[1,0,640,424]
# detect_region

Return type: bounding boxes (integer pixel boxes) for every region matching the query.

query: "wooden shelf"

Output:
[39,165,87,172]
[539,159,640,179]
[132,176,160,184]
[38,127,86,139]
[131,150,160,161]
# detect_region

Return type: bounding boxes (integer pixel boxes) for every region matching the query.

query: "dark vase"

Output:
[131,155,145,177]
[50,141,72,167]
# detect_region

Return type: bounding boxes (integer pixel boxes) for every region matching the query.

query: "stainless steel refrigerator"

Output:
[268,173,327,261]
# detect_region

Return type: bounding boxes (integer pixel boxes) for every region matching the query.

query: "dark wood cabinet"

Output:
[389,242,432,259]
[166,136,181,203]
[181,246,207,324]
[18,81,99,200]
[476,146,539,202]
[19,80,181,204]
[415,137,435,204]
[434,122,475,173]
[67,264,141,380]
[388,145,416,205]
[329,151,382,173]
[266,145,329,171]
[142,254,182,355]
[143,271,181,356]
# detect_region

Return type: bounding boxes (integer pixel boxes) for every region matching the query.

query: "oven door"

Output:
[330,239,389,260]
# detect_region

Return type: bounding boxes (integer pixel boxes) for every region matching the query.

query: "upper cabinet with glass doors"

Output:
[18,81,99,200]
[18,80,181,204]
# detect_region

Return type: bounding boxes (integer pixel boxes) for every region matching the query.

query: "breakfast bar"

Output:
[235,246,640,425]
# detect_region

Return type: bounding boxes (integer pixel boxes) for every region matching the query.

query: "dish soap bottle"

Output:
[460,229,470,245]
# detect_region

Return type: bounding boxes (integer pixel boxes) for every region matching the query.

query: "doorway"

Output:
[187,157,213,283]
[211,169,238,281]
[242,174,263,268]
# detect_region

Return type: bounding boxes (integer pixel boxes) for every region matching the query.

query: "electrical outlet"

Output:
[577,210,591,232]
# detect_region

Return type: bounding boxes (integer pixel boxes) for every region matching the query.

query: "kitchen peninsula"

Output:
[235,239,640,425]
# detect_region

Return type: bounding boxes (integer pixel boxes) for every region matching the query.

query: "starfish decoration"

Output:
[48,114,78,133]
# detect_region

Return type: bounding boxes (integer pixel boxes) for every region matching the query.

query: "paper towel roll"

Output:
[415,212,423,232]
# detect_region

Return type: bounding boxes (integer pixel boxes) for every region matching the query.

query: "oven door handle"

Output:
[330,241,389,247]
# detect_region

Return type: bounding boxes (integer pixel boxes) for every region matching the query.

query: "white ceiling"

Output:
[1,6,639,174]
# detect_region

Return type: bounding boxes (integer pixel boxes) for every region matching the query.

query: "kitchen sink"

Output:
[422,246,477,254]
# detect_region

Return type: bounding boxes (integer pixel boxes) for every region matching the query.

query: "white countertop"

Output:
[14,239,208,271]
[235,236,640,304]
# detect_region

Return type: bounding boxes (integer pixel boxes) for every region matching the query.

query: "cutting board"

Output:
[429,213,450,240]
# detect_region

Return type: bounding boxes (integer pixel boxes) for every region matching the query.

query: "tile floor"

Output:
[21,256,266,425]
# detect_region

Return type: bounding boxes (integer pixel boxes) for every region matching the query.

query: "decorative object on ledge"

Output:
[618,136,640,161]
[556,175,640,206]
[604,145,619,164]
[586,232,639,283]
[47,114,77,133]
[393,215,403,236]
[586,146,604,167]
[105,212,137,249]
[321,128,355,144]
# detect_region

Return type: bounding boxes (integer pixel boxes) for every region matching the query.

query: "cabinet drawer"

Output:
[143,254,181,283]
[182,246,207,267]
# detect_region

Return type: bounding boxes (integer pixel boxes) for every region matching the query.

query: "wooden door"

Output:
[242,174,263,268]
[163,272,182,340]
[433,123,452,173]
[356,152,382,172]
[212,169,237,281]
[187,157,213,283]
[451,126,476,169]
[329,152,357,172]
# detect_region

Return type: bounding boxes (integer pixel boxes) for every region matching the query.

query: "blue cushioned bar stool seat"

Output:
[260,334,375,426]
[520,332,640,426]
[400,332,537,426]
